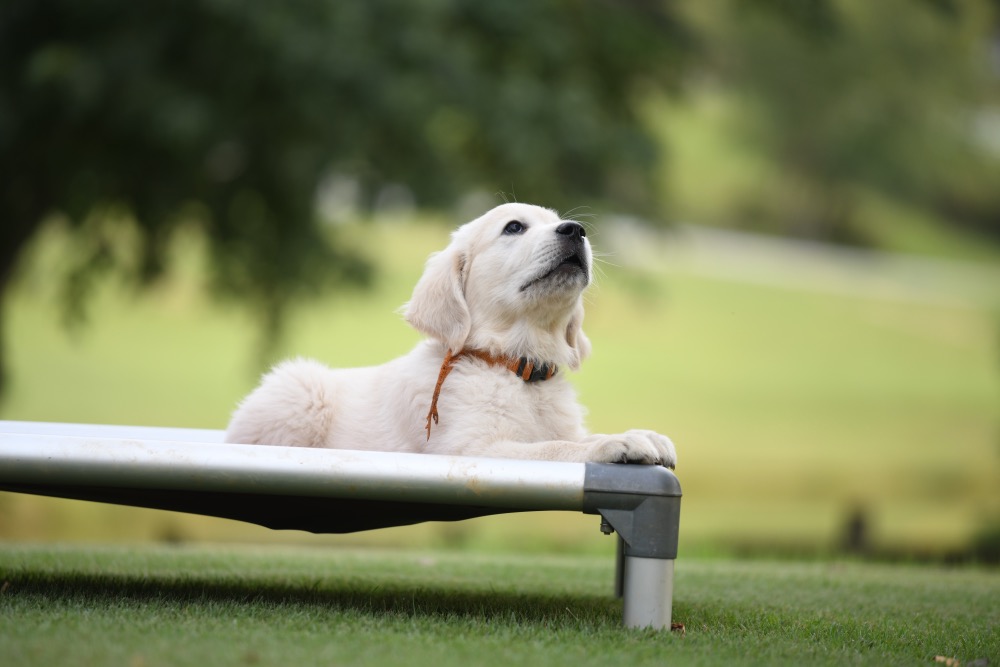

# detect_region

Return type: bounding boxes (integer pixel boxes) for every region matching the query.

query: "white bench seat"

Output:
[0,420,681,629]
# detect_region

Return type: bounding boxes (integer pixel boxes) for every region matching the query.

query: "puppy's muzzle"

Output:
[553,221,589,277]
[519,221,590,292]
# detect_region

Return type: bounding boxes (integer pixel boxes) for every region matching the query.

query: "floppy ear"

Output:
[564,298,592,371]
[404,245,471,351]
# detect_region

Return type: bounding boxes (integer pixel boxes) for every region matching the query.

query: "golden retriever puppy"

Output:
[225,203,675,467]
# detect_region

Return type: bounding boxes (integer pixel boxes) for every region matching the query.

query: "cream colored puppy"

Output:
[225,203,676,467]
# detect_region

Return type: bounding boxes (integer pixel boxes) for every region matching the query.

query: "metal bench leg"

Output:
[584,463,682,630]
[622,555,674,628]
[614,535,625,598]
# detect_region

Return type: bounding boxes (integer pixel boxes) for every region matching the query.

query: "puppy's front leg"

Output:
[431,431,675,468]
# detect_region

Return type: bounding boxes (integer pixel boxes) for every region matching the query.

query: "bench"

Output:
[0,420,682,628]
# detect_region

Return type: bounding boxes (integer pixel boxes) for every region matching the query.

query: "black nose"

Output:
[556,221,586,239]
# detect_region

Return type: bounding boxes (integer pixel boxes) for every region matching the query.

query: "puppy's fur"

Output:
[225,203,676,467]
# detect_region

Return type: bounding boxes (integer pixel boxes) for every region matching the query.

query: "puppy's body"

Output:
[226,203,675,467]
[227,341,590,459]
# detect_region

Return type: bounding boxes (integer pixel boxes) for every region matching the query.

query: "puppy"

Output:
[225,203,676,467]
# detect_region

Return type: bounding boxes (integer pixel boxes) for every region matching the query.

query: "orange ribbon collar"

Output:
[425,349,557,440]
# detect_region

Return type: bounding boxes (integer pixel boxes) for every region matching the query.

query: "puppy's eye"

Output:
[502,221,526,235]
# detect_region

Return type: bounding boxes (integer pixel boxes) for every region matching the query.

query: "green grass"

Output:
[0,544,996,667]
[2,217,999,555]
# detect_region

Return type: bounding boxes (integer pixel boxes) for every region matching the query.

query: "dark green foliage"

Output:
[2,0,997,396]
[0,0,687,388]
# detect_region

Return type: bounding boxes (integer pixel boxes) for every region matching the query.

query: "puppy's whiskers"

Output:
[586,253,618,296]
[561,210,597,235]
[591,249,620,267]
[560,205,592,221]
[495,190,519,205]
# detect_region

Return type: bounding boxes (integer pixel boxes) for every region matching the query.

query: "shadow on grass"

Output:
[2,569,626,628]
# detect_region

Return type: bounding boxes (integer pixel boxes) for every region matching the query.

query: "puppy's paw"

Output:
[584,430,677,468]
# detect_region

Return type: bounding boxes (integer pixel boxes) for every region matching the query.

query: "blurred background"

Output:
[1,0,998,561]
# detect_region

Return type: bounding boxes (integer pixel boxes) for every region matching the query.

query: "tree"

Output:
[0,0,689,394]
[690,0,1000,244]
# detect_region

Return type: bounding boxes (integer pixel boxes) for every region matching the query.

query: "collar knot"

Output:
[425,349,557,440]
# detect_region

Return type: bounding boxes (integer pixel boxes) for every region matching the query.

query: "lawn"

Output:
[0,544,996,667]
[2,217,998,555]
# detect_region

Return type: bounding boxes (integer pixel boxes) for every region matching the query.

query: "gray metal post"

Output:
[622,556,674,628]
[614,535,625,599]
[0,423,586,510]
[583,463,682,630]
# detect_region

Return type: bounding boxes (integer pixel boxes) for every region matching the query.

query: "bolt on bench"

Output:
[0,420,682,629]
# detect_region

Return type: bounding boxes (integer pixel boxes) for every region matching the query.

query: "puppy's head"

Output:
[404,203,592,369]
